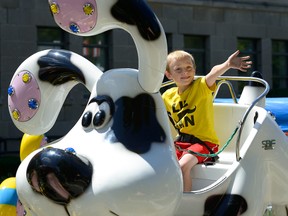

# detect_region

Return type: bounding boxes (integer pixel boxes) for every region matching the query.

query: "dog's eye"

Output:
[82,95,114,130]
[93,101,112,129]
[82,111,93,128]
[93,110,105,127]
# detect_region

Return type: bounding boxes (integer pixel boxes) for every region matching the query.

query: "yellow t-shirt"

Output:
[162,77,219,144]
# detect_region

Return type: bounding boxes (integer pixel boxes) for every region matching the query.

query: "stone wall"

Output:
[1,0,288,148]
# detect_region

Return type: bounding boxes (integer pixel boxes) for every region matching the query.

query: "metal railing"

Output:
[161,75,270,161]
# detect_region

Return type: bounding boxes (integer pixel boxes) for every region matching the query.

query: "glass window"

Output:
[82,32,110,71]
[166,33,172,53]
[184,35,206,75]
[162,34,173,83]
[237,38,260,73]
[37,27,68,50]
[271,40,288,96]
[0,155,21,183]
[237,38,261,94]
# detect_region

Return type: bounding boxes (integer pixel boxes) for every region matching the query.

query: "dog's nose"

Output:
[26,147,93,205]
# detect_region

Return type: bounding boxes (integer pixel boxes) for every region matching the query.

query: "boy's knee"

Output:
[180,161,196,173]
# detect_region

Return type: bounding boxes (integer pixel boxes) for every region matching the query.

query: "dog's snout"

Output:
[26,147,93,205]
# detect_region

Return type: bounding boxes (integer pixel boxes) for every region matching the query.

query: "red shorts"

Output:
[175,141,219,163]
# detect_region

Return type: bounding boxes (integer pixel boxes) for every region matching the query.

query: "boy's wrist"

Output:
[225,60,232,70]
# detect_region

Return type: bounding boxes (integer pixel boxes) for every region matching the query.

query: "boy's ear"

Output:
[165,71,172,80]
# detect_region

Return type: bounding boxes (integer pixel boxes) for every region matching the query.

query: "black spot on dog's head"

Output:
[107,93,166,154]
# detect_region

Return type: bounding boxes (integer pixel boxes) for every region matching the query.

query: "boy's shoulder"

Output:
[162,86,177,96]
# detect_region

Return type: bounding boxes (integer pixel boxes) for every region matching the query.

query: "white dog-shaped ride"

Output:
[8,0,182,215]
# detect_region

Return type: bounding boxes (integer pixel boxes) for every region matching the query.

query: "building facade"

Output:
[1,0,288,178]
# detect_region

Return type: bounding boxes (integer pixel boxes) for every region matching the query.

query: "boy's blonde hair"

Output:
[166,50,196,72]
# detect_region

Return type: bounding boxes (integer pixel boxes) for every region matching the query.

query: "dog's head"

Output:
[9,49,182,215]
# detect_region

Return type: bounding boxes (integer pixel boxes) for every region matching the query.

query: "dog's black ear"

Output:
[109,93,166,154]
[111,0,161,41]
[38,49,85,85]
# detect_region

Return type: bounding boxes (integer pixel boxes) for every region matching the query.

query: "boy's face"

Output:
[165,56,195,92]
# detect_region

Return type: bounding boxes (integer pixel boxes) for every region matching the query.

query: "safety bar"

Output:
[213,79,238,103]
[161,75,270,161]
[214,76,270,161]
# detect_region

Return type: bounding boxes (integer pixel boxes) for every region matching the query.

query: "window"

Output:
[82,32,110,71]
[184,35,207,75]
[237,38,261,94]
[37,27,68,51]
[0,155,21,183]
[166,33,173,53]
[237,38,260,73]
[162,33,173,83]
[271,40,288,96]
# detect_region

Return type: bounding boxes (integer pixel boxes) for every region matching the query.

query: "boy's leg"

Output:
[179,154,198,192]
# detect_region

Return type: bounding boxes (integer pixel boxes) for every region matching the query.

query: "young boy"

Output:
[162,50,252,192]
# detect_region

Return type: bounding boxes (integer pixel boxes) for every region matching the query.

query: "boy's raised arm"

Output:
[205,50,252,88]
